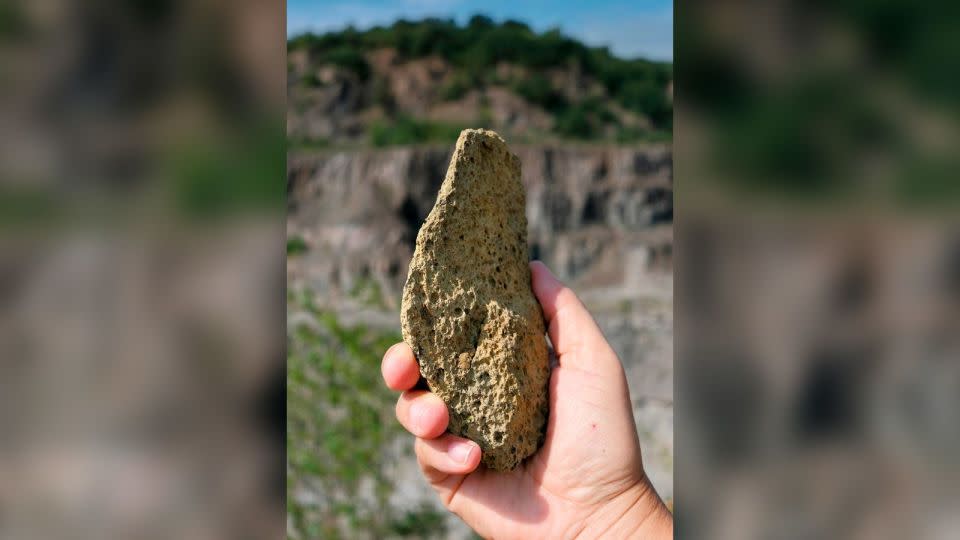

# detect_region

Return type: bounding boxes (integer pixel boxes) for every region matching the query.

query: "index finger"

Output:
[381,342,421,391]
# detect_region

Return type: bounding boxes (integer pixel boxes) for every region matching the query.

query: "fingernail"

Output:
[448,441,474,464]
[410,402,427,433]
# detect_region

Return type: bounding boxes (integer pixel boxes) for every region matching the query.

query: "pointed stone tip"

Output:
[456,128,507,149]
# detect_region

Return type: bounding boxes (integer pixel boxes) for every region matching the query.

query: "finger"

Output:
[396,391,448,439]
[415,434,482,482]
[382,342,421,391]
[529,261,611,362]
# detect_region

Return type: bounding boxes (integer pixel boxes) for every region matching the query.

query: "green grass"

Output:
[348,276,387,309]
[167,119,285,219]
[369,116,469,147]
[287,290,448,538]
[286,236,308,256]
[616,127,673,144]
[0,2,28,39]
[287,136,331,152]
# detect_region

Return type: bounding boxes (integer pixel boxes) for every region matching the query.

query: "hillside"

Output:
[287,17,673,147]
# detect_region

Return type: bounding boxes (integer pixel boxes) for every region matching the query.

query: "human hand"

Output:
[381,261,673,539]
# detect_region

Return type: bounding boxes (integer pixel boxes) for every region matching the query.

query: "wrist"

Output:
[628,481,673,540]
[578,477,673,539]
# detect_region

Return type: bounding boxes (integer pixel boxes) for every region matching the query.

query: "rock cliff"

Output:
[287,143,672,308]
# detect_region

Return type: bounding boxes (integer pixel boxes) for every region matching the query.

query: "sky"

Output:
[287,0,673,61]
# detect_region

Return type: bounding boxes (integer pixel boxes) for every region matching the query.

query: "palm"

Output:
[440,360,644,539]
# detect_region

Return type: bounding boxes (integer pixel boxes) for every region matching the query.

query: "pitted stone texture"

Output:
[401,129,549,471]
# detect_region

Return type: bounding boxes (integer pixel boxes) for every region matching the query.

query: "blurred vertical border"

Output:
[676,1,960,539]
[0,0,286,538]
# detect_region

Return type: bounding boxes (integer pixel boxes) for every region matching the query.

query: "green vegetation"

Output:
[552,97,619,139]
[555,104,593,139]
[511,74,567,112]
[348,275,386,308]
[616,127,673,144]
[287,290,448,539]
[369,115,469,147]
[300,72,322,88]
[0,2,28,38]
[372,76,396,110]
[319,45,371,81]
[169,119,285,219]
[286,135,330,151]
[439,72,472,101]
[287,136,330,151]
[619,80,672,129]
[289,16,673,140]
[286,235,308,256]
[677,2,960,207]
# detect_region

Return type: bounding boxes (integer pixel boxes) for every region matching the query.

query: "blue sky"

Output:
[287,0,673,61]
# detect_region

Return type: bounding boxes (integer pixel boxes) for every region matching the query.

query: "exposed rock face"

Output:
[400,129,549,471]
[286,144,672,306]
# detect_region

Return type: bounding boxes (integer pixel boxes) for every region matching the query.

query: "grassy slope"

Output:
[287,289,450,539]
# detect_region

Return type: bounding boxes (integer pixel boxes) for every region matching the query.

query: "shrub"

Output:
[555,105,595,139]
[289,18,671,120]
[286,236,308,256]
[287,136,330,151]
[301,72,322,88]
[616,126,673,143]
[289,17,674,139]
[369,116,466,147]
[439,72,471,101]
[371,76,395,111]
[321,46,370,80]
[618,81,672,128]
[512,74,567,112]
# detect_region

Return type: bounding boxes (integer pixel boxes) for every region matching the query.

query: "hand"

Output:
[381,261,673,539]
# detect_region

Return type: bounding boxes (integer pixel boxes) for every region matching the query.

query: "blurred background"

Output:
[1,0,285,538]
[285,1,673,538]
[676,0,960,539]
[7,0,959,538]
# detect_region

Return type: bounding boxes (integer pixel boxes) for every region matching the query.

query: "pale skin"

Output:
[382,261,673,539]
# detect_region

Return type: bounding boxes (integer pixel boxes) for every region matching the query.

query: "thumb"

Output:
[529,261,622,378]
[529,261,641,473]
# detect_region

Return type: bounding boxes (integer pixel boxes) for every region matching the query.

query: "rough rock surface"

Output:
[400,129,549,471]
